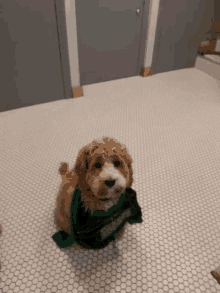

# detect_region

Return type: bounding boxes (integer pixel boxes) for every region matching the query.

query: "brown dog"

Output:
[54,137,133,241]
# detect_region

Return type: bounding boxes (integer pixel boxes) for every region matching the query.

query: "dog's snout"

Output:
[105,179,116,188]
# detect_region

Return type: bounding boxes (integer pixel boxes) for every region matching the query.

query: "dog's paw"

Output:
[59,162,69,175]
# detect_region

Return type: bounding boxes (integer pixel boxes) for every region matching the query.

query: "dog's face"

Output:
[74,137,133,211]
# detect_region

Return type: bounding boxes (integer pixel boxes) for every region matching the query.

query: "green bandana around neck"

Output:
[52,187,142,249]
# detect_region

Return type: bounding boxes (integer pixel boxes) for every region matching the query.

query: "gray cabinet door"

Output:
[75,0,145,86]
[0,0,65,112]
[152,0,213,75]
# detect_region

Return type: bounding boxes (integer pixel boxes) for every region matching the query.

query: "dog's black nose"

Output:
[105,179,116,188]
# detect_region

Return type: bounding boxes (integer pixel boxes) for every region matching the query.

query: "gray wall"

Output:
[151,0,214,76]
[65,0,214,87]
[0,0,67,112]
[214,0,220,23]
[64,0,158,88]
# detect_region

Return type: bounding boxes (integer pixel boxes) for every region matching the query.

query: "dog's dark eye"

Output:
[114,161,120,167]
[94,162,101,169]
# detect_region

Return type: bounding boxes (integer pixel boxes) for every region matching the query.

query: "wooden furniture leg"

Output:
[198,22,220,56]
[198,37,218,54]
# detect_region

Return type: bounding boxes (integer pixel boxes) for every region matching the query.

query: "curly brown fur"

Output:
[54,137,133,239]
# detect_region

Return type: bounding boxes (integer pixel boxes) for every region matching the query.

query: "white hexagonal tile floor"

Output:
[1,68,220,293]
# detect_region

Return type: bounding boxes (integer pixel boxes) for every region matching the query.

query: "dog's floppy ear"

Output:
[119,145,133,188]
[127,163,133,188]
[74,146,91,177]
[74,139,102,175]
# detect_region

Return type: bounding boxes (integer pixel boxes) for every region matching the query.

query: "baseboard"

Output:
[72,69,152,94]
[72,86,83,98]
[140,67,152,77]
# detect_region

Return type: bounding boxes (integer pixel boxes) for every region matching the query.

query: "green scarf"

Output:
[52,187,142,249]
